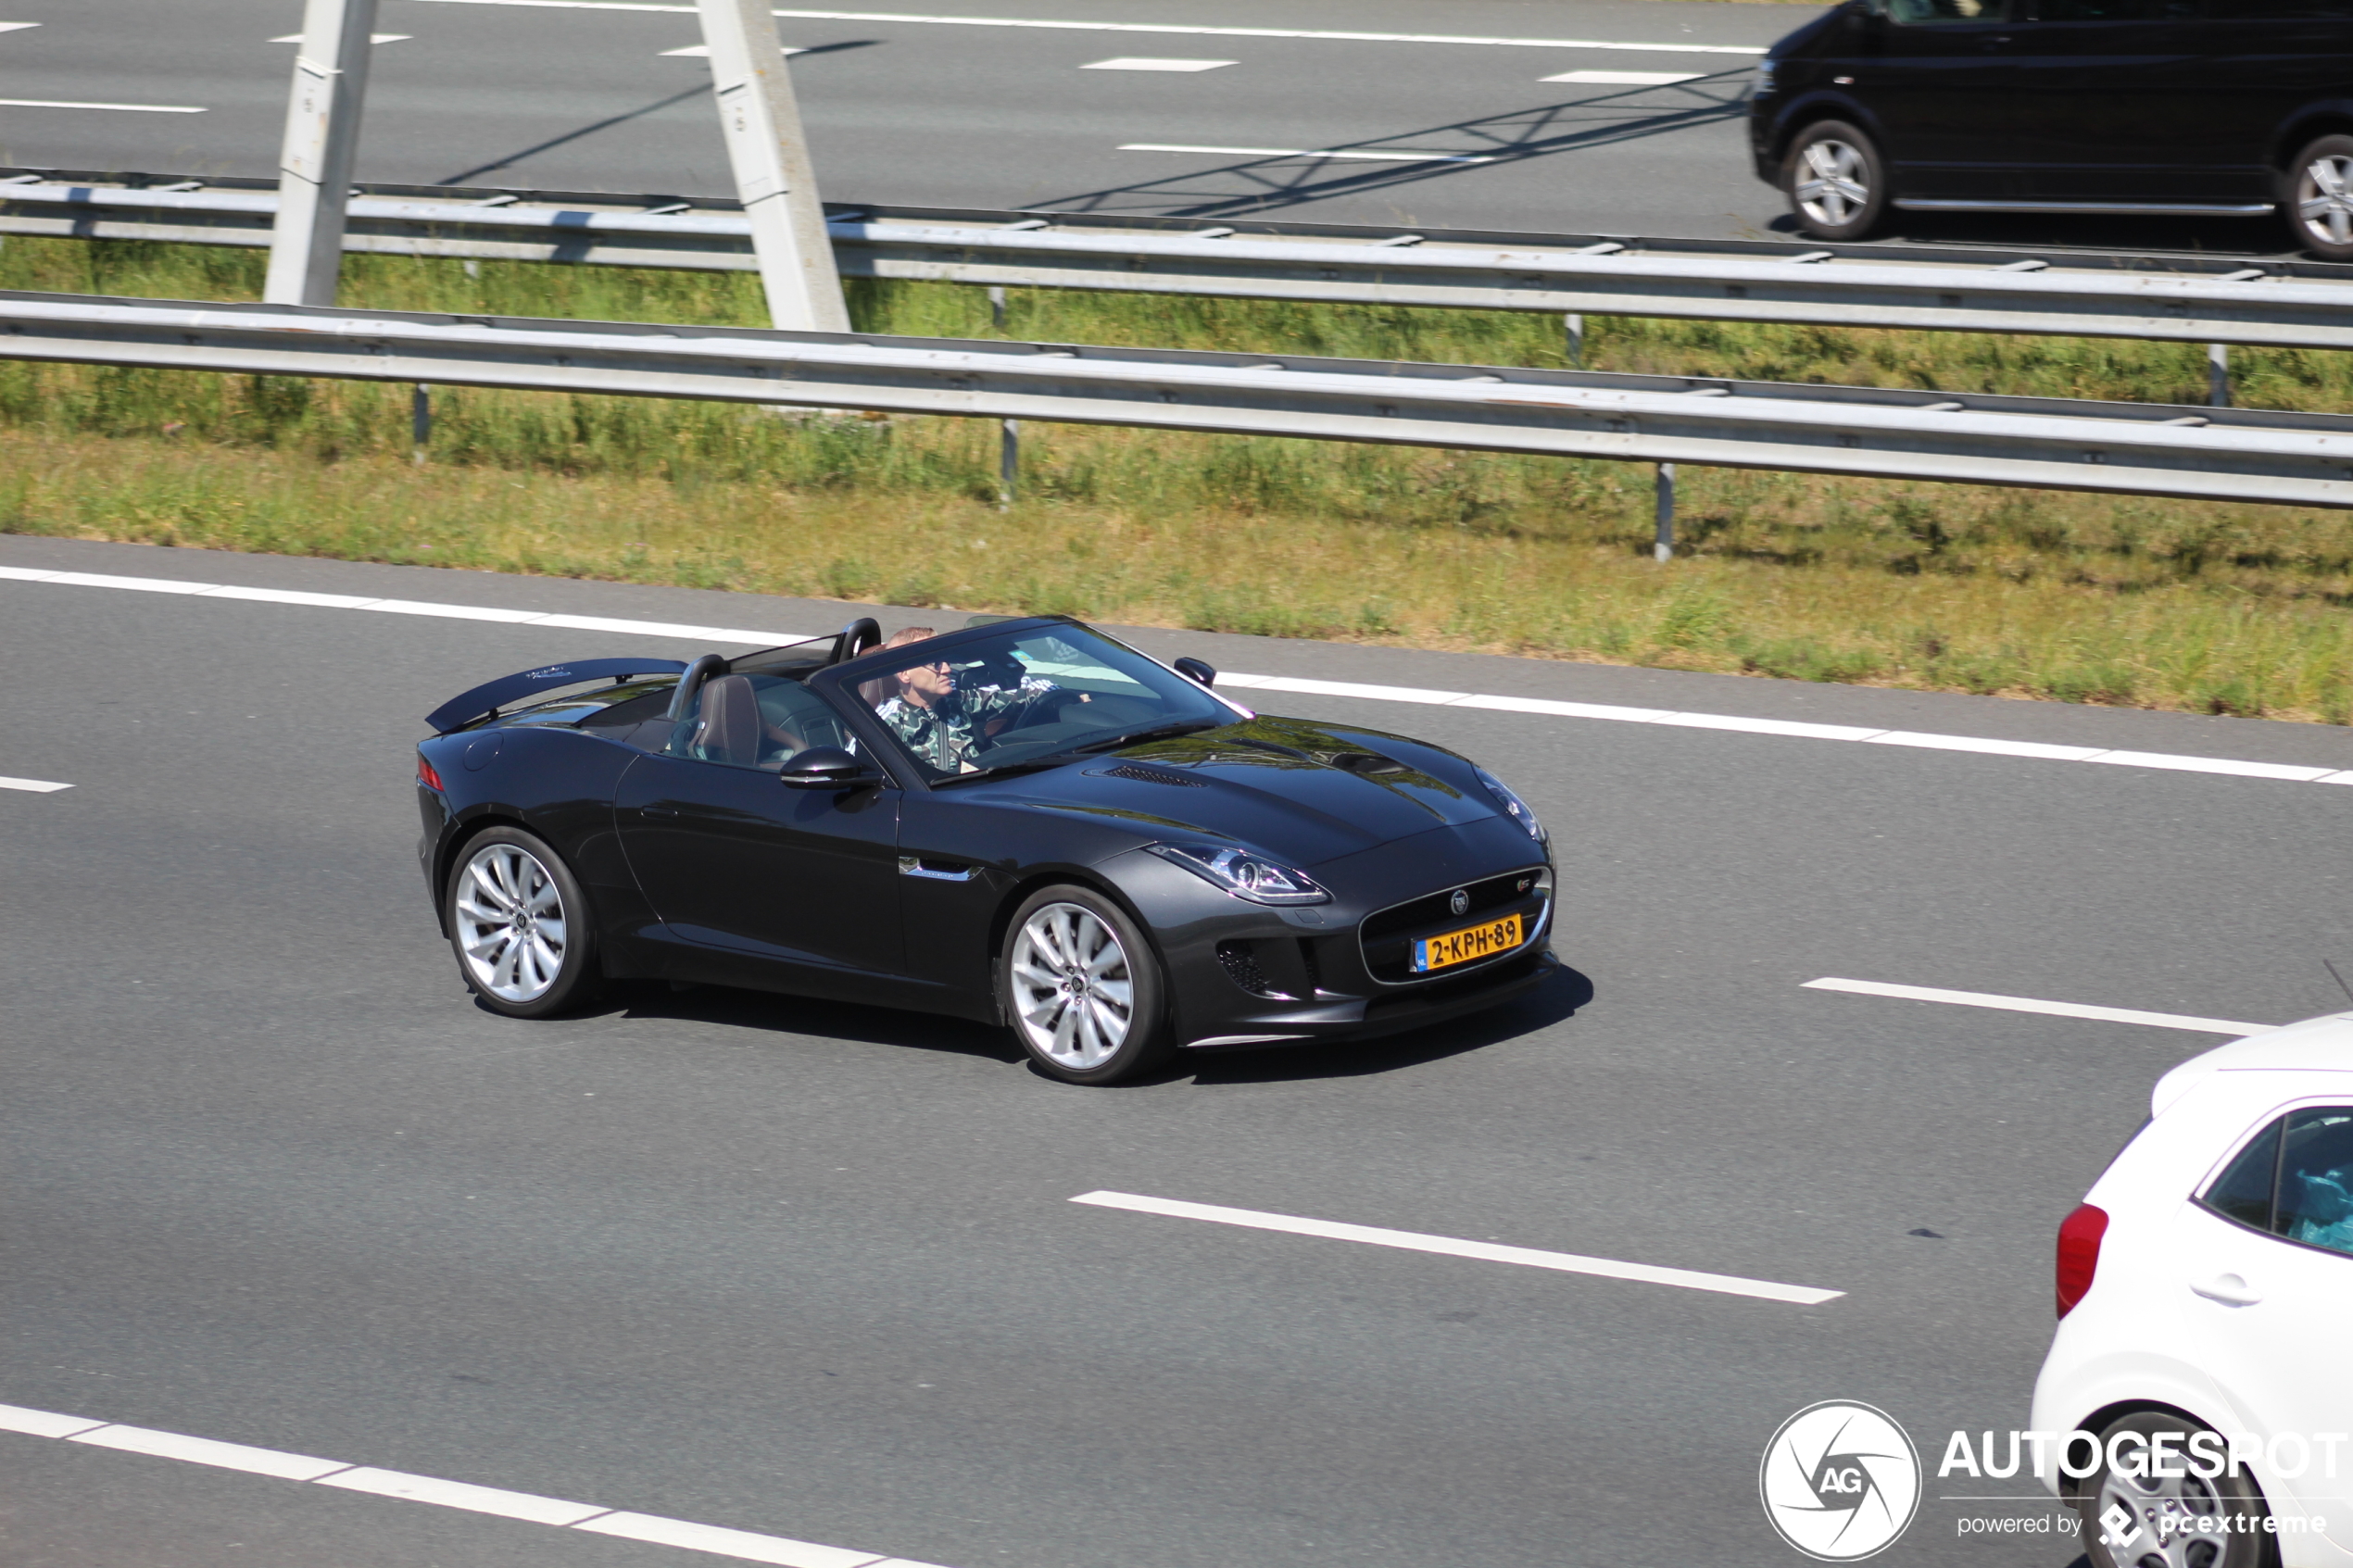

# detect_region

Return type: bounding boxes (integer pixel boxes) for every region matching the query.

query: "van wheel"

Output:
[2288,133,2353,260]
[1783,120,1888,242]
[2071,1410,2276,1568]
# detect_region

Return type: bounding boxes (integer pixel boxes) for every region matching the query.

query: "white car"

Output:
[2032,1015,2353,1568]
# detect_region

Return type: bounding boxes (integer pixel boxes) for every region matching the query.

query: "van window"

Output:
[1887,0,2010,23]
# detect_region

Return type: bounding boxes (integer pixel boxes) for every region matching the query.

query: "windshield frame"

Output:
[810,616,1249,788]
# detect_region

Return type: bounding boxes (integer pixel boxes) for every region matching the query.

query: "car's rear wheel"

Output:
[2287,133,2353,260]
[445,825,600,1018]
[2071,1410,2276,1568]
[1000,885,1171,1085]
[1783,119,1888,242]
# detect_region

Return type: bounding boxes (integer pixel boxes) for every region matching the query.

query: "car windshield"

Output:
[850,622,1234,783]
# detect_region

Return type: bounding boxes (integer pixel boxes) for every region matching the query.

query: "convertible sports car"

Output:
[415,615,1558,1084]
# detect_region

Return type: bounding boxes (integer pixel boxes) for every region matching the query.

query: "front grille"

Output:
[1217,940,1274,995]
[1359,867,1549,985]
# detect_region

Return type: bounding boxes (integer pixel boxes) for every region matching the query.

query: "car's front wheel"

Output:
[1000,885,1172,1085]
[1782,119,1888,242]
[445,825,601,1018]
[2287,133,2353,260]
[2071,1410,2276,1568]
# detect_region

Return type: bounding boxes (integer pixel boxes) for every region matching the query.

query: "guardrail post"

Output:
[1654,462,1676,561]
[263,0,379,306]
[998,419,1019,508]
[988,285,1007,330]
[694,0,849,332]
[1565,312,1585,369]
[411,383,431,464]
[2208,343,2232,408]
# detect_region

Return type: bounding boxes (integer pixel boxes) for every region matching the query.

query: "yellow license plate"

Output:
[1412,912,1523,973]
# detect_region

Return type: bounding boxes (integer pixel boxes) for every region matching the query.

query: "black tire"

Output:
[999,884,1173,1085]
[2070,1410,2277,1568]
[443,824,603,1019]
[1782,119,1889,243]
[2285,133,2353,260]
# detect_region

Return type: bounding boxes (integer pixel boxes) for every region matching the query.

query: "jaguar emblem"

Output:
[1449,889,1470,917]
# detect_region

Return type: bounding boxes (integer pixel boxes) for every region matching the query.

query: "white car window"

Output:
[2279,1109,2353,1257]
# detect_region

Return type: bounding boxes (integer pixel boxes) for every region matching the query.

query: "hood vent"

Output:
[1101,763,1206,787]
[1320,749,1409,777]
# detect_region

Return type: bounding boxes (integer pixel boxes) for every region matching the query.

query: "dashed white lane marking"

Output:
[1805,977,2273,1036]
[662,41,810,53]
[0,97,206,112]
[6,562,2349,788]
[1541,69,1703,83]
[0,22,43,33]
[1119,142,1494,162]
[0,1400,956,1568]
[405,0,1771,54]
[268,31,411,41]
[0,774,71,793]
[1080,55,1232,69]
[1072,1191,1843,1305]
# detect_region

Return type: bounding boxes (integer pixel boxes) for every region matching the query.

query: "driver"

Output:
[870,626,1075,772]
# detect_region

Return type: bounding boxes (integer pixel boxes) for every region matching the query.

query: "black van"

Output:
[1747,0,2353,257]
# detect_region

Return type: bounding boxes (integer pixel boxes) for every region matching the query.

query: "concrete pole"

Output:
[695,0,849,332]
[263,0,379,307]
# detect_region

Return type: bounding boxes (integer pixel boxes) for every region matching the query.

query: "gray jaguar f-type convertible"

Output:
[416,615,1556,1084]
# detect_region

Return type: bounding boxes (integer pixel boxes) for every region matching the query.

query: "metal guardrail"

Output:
[7,169,2353,351]
[5,290,2351,508]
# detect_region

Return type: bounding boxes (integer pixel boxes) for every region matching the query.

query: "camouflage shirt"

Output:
[873,675,1059,772]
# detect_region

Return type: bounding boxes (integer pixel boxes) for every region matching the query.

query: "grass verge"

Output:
[5,236,2353,723]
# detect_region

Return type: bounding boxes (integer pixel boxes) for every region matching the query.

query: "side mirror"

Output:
[1174,657,1217,688]
[779,746,883,790]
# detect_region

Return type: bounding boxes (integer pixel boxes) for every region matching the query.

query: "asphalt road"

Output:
[0,0,2301,253]
[6,533,2353,1568]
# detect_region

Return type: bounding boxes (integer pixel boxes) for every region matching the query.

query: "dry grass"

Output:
[5,236,2353,721]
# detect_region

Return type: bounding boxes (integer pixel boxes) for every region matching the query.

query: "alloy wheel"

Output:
[454,842,569,1003]
[2299,153,2353,247]
[1795,138,1870,229]
[2094,1461,2233,1568]
[1008,901,1135,1070]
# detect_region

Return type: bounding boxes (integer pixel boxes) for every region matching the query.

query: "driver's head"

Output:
[884,625,950,707]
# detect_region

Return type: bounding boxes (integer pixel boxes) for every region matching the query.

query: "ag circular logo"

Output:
[1758,1400,1921,1561]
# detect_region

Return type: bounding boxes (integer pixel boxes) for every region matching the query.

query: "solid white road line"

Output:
[314,1467,611,1525]
[6,562,2349,789]
[69,1424,354,1482]
[1118,143,1495,163]
[1541,69,1704,83]
[1080,56,1233,69]
[0,775,71,793]
[405,0,1771,54]
[1804,977,2273,1036]
[1072,1190,1843,1305]
[0,98,207,112]
[1,1400,945,1568]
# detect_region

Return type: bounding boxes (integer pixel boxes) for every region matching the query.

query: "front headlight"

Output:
[1148,843,1329,906]
[1474,766,1546,843]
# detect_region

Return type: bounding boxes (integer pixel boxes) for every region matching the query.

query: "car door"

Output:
[2009,0,2243,204]
[2198,0,2353,207]
[2167,1105,2353,1551]
[1853,0,2032,199]
[613,671,905,984]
